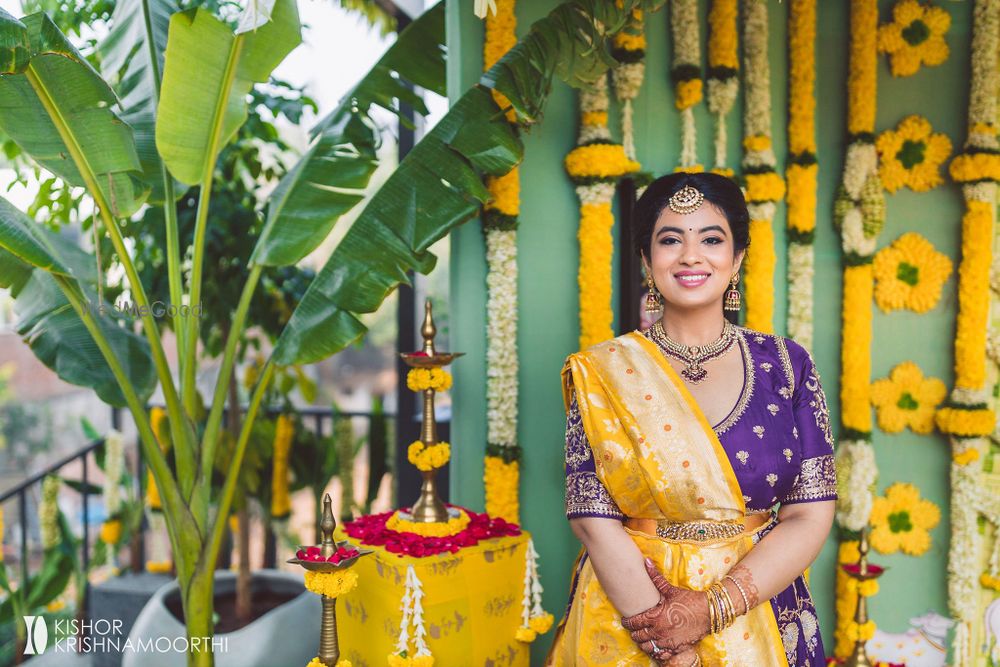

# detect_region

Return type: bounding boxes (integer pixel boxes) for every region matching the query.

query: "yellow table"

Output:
[336,531,532,666]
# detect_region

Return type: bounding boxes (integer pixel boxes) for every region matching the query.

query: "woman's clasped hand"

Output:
[621,559,711,666]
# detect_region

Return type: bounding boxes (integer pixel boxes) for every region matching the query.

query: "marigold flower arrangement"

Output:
[406,368,452,393]
[873,232,953,313]
[877,0,951,77]
[941,5,1000,662]
[706,0,738,171]
[741,0,783,333]
[566,78,639,350]
[611,4,646,162]
[100,519,122,545]
[303,569,359,598]
[876,115,952,193]
[869,483,940,556]
[870,361,947,434]
[386,509,470,538]
[306,658,351,667]
[407,441,451,471]
[271,414,295,519]
[671,0,702,168]
[345,508,520,558]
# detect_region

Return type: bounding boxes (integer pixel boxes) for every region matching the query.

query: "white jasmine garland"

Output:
[787,243,814,349]
[671,0,701,167]
[578,82,612,145]
[576,183,616,205]
[394,566,432,658]
[741,1,772,143]
[103,429,124,517]
[833,440,877,532]
[485,230,518,447]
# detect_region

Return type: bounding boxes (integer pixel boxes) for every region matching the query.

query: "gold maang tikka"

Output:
[668,185,704,215]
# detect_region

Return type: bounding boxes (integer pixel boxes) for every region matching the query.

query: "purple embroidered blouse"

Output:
[565,327,838,519]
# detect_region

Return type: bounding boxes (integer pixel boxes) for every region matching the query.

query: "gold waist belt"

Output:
[624,512,772,542]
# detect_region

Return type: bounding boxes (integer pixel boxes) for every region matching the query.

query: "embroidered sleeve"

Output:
[565,391,625,520]
[791,346,835,457]
[782,455,837,504]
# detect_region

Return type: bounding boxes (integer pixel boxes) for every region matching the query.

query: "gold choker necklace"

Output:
[649,321,737,384]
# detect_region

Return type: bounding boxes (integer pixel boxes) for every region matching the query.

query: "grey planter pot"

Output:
[122,570,320,667]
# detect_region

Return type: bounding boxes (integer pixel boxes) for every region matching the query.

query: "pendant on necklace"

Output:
[681,362,708,384]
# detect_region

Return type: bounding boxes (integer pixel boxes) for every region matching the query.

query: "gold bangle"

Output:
[720,583,736,629]
[709,583,726,633]
[711,582,735,631]
[724,575,751,615]
[706,588,717,634]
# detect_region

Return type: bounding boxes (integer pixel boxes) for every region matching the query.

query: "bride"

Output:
[546,172,836,666]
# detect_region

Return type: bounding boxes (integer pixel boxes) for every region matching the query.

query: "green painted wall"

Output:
[447,0,972,661]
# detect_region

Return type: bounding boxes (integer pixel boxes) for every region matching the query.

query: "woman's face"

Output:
[644,202,744,314]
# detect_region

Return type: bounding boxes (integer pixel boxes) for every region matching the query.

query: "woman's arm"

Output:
[569,516,662,617]
[721,499,835,612]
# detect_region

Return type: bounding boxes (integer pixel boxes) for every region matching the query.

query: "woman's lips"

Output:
[674,273,710,288]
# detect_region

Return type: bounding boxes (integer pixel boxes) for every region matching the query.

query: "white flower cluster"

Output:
[395,565,432,659]
[968,0,1000,140]
[103,429,124,518]
[40,475,61,550]
[833,440,876,532]
[672,0,700,166]
[521,539,545,626]
[578,80,611,145]
[741,0,774,160]
[613,62,645,161]
[948,444,984,666]
[485,230,519,447]
[787,243,814,350]
[840,144,881,258]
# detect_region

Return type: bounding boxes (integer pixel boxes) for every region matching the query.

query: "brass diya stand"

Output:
[288,494,371,666]
[841,527,886,667]
[399,299,463,524]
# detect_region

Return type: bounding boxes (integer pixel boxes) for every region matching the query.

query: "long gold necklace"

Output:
[649,320,737,384]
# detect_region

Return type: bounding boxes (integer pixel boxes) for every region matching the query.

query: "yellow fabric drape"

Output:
[547,333,788,667]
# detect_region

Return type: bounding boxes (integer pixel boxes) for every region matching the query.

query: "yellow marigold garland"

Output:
[406,368,453,393]
[303,569,359,599]
[100,519,122,545]
[870,361,947,434]
[407,441,450,471]
[483,454,519,524]
[387,509,470,537]
[876,115,952,192]
[146,407,170,511]
[611,3,646,162]
[741,0,783,333]
[482,0,523,526]
[707,0,738,170]
[566,77,638,351]
[873,232,953,313]
[786,0,817,350]
[271,414,294,519]
[306,658,351,667]
[877,0,951,77]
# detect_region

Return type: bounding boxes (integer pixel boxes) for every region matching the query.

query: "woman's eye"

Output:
[704,236,724,245]
[659,237,680,245]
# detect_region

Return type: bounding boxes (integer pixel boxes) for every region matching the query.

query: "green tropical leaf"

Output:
[252,1,446,267]
[15,271,157,406]
[0,13,150,217]
[0,8,30,73]
[0,194,76,277]
[98,0,180,203]
[272,0,654,365]
[155,0,301,186]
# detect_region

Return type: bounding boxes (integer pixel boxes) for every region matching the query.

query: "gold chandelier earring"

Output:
[645,273,662,313]
[724,274,741,312]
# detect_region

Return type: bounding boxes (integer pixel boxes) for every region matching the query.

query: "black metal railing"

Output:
[0,402,443,611]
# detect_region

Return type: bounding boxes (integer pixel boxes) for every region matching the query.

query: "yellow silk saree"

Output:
[546,332,789,667]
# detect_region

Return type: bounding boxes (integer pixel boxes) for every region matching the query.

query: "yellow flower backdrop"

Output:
[871,361,947,434]
[873,232,953,313]
[869,483,941,556]
[876,115,952,192]
[877,0,951,77]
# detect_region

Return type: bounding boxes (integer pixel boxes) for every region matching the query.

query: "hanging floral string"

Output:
[565,77,640,350]
[671,0,703,169]
[937,1,1000,663]
[741,0,784,332]
[270,414,294,522]
[514,538,554,643]
[388,566,433,667]
[481,0,522,525]
[831,0,883,657]
[707,0,738,174]
[611,3,646,162]
[786,0,817,349]
[146,407,173,573]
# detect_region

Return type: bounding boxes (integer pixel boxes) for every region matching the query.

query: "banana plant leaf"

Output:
[98,0,180,203]
[252,1,446,268]
[272,0,654,365]
[0,194,155,406]
[155,0,301,186]
[0,12,150,217]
